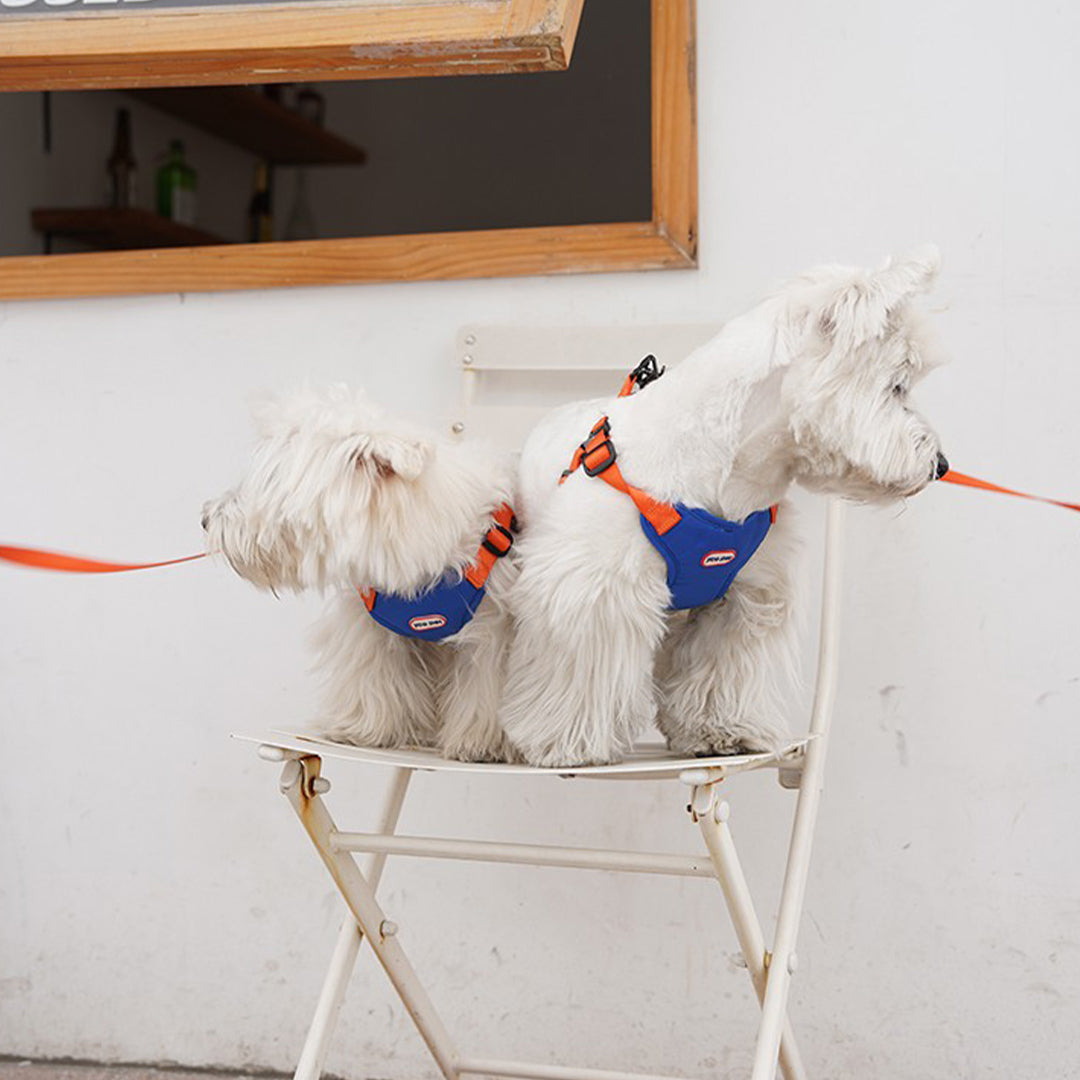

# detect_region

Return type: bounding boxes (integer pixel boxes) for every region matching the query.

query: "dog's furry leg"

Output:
[437,594,517,763]
[310,590,439,748]
[655,504,801,755]
[499,568,668,767]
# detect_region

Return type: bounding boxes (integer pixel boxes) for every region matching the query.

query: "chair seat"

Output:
[233,729,811,782]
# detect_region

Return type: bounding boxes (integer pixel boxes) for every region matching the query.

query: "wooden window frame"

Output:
[0,0,696,301]
[0,0,587,90]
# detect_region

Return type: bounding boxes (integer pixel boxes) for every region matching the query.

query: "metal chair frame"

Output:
[240,498,845,1080]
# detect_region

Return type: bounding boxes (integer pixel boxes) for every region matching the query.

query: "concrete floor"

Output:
[0,1064,291,1080]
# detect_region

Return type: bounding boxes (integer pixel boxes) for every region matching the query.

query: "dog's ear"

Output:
[873,244,940,309]
[817,276,887,353]
[353,432,431,482]
[817,245,940,353]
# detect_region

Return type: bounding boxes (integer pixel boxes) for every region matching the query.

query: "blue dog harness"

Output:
[639,503,774,611]
[560,358,775,612]
[358,504,515,641]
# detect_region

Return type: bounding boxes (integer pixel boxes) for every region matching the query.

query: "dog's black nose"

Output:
[201,512,210,531]
[934,452,950,480]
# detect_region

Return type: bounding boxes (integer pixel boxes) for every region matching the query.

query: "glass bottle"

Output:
[247,163,273,243]
[156,139,198,225]
[106,108,137,210]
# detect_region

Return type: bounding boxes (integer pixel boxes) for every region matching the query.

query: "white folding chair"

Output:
[237,329,846,1079]
[235,494,844,1080]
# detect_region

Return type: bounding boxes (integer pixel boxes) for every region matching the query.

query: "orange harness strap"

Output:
[360,503,516,610]
[559,418,683,535]
[558,354,681,533]
[463,503,517,589]
[0,546,205,573]
[560,359,780,534]
[940,470,1080,514]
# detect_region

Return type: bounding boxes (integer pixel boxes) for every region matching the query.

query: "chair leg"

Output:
[282,756,462,1080]
[748,497,845,1080]
[294,767,413,1080]
[692,788,807,1080]
[748,764,827,1080]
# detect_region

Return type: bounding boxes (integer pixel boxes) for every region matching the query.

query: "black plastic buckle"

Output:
[628,354,665,392]
[582,438,617,476]
[482,524,514,558]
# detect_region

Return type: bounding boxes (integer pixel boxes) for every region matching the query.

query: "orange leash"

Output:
[0,469,1073,578]
[0,545,205,573]
[940,470,1080,514]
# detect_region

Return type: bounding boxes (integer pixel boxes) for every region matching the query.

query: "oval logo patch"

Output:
[409,614,448,633]
[701,549,737,568]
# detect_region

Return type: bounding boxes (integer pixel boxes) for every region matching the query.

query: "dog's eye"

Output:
[891,383,907,398]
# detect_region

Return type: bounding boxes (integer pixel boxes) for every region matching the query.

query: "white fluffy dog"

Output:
[499,248,948,767]
[202,386,517,761]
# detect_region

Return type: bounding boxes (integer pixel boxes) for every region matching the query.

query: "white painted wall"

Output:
[3,2,1080,1078]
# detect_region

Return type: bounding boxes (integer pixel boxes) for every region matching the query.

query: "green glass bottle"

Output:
[156,140,197,225]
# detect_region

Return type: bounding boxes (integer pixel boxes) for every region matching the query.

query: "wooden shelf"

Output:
[126,87,368,167]
[31,207,228,251]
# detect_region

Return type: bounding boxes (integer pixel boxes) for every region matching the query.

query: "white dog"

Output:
[202,386,517,761]
[499,248,948,767]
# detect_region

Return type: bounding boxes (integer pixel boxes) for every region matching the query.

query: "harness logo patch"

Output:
[409,614,448,633]
[701,549,737,568]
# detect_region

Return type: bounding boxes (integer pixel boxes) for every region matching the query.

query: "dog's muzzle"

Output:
[934,452,950,480]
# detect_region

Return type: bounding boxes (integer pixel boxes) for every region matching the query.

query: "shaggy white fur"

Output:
[203,385,517,761]
[499,248,947,766]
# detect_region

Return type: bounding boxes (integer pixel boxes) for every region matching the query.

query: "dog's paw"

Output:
[515,743,621,769]
[439,733,523,765]
[314,720,430,750]
[665,721,784,758]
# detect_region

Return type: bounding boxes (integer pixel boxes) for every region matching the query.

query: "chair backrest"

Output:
[451,323,720,450]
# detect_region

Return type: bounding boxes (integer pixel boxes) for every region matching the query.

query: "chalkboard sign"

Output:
[0,0,585,91]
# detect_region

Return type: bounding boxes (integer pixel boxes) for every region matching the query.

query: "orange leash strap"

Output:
[940,470,1080,514]
[0,545,205,573]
